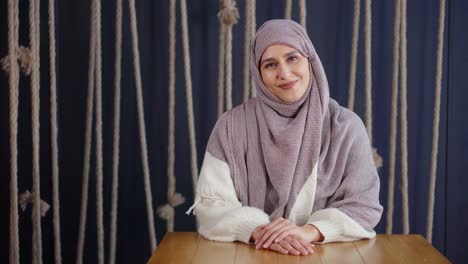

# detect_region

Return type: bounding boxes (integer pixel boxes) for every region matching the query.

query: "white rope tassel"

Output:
[400,0,410,235]
[242,0,251,103]
[48,0,62,261]
[128,0,158,251]
[1,46,33,75]
[76,0,97,261]
[299,0,306,30]
[284,0,292,19]
[347,0,360,111]
[426,0,446,243]
[6,0,21,262]
[29,0,43,262]
[386,0,401,235]
[217,23,226,117]
[181,0,200,197]
[250,0,256,98]
[19,190,50,217]
[109,0,123,262]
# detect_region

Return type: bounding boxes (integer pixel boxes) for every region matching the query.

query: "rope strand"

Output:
[48,0,62,261]
[76,1,97,261]
[128,0,158,251]
[7,0,21,262]
[400,0,410,234]
[386,0,401,235]
[426,0,446,242]
[347,0,360,111]
[29,0,43,261]
[109,0,123,262]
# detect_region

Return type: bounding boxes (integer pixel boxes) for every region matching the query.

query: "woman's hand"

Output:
[254,218,324,249]
[268,236,315,255]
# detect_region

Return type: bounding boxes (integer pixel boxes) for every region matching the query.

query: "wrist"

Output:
[303,224,324,242]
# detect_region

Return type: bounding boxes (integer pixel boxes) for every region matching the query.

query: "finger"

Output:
[279,240,300,256]
[288,237,309,255]
[298,239,315,254]
[274,227,296,243]
[264,225,295,248]
[256,219,289,248]
[269,243,289,255]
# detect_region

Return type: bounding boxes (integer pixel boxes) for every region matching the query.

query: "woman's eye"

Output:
[288,56,298,62]
[264,63,276,69]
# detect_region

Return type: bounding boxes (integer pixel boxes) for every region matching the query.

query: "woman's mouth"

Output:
[278,80,298,90]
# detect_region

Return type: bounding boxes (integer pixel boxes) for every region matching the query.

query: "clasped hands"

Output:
[250,217,323,256]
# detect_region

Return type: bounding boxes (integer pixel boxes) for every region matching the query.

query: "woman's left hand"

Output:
[254,217,323,249]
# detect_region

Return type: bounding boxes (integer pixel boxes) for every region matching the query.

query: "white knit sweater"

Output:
[188,151,376,244]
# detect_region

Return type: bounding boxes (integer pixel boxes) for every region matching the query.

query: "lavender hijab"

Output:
[207,19,382,228]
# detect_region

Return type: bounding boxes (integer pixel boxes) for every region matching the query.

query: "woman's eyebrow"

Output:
[261,50,300,66]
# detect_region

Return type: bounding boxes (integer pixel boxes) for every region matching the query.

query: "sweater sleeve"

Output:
[194,151,270,243]
[307,110,383,243]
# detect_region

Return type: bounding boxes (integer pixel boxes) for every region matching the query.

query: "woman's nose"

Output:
[278,64,292,79]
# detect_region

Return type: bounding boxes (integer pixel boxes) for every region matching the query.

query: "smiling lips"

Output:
[278,80,298,90]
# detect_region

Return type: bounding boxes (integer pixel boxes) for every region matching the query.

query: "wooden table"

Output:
[147,232,450,263]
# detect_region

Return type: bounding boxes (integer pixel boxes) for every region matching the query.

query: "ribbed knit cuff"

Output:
[233,213,269,243]
[307,220,341,243]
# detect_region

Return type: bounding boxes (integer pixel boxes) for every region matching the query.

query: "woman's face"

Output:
[260,44,310,103]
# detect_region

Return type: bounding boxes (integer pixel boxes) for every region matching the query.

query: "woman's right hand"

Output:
[252,225,314,255]
[267,236,315,255]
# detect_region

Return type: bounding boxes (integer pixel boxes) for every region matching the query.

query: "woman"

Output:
[189,19,382,255]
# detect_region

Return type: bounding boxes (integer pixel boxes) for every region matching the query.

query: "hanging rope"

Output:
[347,0,360,111]
[48,0,62,261]
[180,0,200,199]
[109,0,123,262]
[4,0,21,262]
[250,0,256,98]
[76,0,97,261]
[242,0,251,103]
[386,0,401,235]
[128,0,158,251]
[19,190,50,216]
[299,0,306,30]
[217,22,226,117]
[219,0,239,110]
[426,0,446,242]
[400,0,410,235]
[284,0,292,19]
[93,0,105,262]
[364,0,372,143]
[157,0,186,233]
[363,0,382,169]
[29,0,43,262]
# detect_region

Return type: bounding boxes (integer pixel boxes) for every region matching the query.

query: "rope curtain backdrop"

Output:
[0,0,449,262]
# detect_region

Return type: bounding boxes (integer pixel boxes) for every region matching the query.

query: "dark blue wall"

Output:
[0,0,466,263]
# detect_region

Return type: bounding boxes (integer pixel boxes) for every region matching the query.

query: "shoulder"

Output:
[327,99,367,139]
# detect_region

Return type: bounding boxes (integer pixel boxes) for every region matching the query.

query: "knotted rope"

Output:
[1,46,33,75]
[219,0,239,110]
[19,191,50,217]
[181,0,200,204]
[157,0,186,233]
